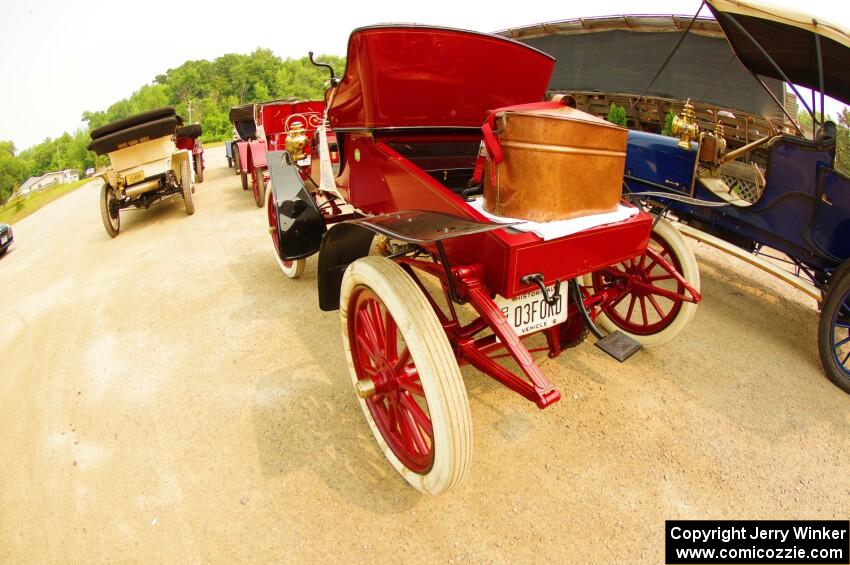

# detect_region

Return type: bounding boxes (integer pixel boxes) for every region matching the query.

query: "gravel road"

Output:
[1,145,848,563]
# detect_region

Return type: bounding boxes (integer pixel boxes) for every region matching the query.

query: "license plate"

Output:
[125,171,144,185]
[495,284,569,336]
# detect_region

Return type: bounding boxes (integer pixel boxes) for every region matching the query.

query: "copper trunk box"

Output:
[483,106,628,222]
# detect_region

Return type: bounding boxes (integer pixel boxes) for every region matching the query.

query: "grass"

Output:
[0,178,95,225]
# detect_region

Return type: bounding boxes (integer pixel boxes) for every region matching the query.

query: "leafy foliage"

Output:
[662,110,677,137]
[606,103,627,127]
[836,109,850,176]
[0,49,344,204]
[798,110,850,175]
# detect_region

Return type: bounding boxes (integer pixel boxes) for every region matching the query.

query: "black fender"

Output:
[316,209,512,311]
[317,222,375,311]
[267,150,326,260]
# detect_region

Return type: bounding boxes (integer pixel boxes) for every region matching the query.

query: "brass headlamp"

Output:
[671,99,699,150]
[285,122,309,161]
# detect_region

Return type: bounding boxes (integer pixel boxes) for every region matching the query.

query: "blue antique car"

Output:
[621,0,850,392]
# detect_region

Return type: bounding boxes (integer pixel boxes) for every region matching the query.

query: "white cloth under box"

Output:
[469,198,639,241]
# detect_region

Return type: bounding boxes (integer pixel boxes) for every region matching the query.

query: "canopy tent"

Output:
[500,15,787,120]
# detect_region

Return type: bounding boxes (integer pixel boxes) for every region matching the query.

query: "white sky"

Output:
[0,0,848,151]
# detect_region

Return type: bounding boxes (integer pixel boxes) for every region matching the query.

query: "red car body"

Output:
[325,26,652,300]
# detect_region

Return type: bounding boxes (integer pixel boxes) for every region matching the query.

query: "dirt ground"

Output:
[1,146,848,564]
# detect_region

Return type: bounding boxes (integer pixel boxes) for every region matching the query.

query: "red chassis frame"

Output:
[316,131,701,409]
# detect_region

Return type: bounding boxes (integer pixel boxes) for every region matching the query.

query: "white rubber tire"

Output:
[181,159,195,215]
[340,256,472,495]
[280,258,305,278]
[582,218,700,347]
[100,183,120,238]
[265,181,306,278]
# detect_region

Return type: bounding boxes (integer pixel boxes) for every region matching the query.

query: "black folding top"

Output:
[710,6,850,105]
[233,119,257,141]
[176,124,202,139]
[88,115,182,155]
[229,104,255,122]
[90,107,178,140]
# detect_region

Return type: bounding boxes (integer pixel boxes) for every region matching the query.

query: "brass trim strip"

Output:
[500,140,626,157]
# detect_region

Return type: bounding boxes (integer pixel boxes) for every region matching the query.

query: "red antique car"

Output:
[266,26,702,494]
[228,103,256,190]
[246,98,326,207]
[175,124,204,183]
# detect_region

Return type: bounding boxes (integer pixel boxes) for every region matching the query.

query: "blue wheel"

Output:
[818,264,850,394]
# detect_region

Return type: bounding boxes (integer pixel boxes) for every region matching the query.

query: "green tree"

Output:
[0,141,29,203]
[836,108,850,176]
[7,47,348,188]
[607,103,627,127]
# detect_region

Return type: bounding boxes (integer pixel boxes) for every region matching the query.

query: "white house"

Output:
[17,169,79,195]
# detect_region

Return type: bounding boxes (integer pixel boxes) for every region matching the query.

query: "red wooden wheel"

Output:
[340,256,471,495]
[585,218,700,345]
[592,231,684,335]
[253,167,265,208]
[349,287,435,473]
[266,187,305,278]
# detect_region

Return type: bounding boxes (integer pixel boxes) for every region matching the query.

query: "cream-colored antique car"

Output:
[88,107,195,237]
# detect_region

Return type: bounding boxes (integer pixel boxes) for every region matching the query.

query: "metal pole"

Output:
[629,1,705,111]
[811,91,817,138]
[746,70,804,136]
[814,31,825,126]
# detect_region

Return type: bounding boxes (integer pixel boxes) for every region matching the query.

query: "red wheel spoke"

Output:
[607,289,629,310]
[632,282,690,303]
[639,295,648,325]
[399,405,429,455]
[647,293,666,318]
[394,347,411,373]
[648,274,674,282]
[384,309,398,362]
[400,392,433,436]
[356,334,380,365]
[368,300,386,349]
[386,402,400,433]
[397,375,425,396]
[625,294,637,322]
[358,307,383,358]
[372,401,391,434]
[643,258,659,274]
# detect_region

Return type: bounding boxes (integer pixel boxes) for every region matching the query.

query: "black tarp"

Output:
[519,30,785,117]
